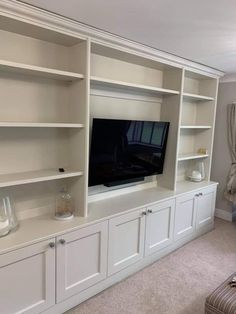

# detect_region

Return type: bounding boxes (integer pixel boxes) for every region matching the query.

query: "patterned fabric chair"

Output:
[205,273,236,314]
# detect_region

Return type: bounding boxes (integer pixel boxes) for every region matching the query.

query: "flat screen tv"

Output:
[89,118,170,187]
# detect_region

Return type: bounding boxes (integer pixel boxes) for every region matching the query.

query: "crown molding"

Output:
[220,73,236,83]
[0,0,224,77]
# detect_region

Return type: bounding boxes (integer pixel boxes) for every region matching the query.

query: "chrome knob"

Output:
[49,242,55,248]
[199,192,203,196]
[195,194,199,197]
[141,211,147,216]
[59,239,66,245]
[147,209,153,214]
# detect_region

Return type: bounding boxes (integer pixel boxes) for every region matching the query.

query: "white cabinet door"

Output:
[145,199,175,256]
[0,239,55,314]
[196,186,216,229]
[174,191,198,241]
[108,209,145,276]
[56,221,108,302]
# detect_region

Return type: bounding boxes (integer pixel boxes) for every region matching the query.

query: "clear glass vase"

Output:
[55,188,74,221]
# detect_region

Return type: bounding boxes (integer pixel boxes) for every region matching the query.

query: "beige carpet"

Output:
[66,218,236,314]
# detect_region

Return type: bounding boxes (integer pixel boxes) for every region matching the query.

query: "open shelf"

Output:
[0,169,83,188]
[178,153,209,161]
[183,93,214,102]
[180,125,212,129]
[0,122,84,128]
[0,60,84,81]
[90,76,180,96]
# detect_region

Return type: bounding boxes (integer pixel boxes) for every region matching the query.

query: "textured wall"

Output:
[211,82,234,213]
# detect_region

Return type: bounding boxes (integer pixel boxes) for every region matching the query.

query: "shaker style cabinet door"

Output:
[108,209,145,276]
[56,221,108,303]
[0,239,55,314]
[145,199,175,256]
[196,186,216,229]
[174,192,198,241]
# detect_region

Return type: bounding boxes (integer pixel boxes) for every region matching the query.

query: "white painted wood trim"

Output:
[0,0,224,77]
[214,208,233,222]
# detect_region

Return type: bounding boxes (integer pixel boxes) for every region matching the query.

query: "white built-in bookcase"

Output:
[0,13,220,219]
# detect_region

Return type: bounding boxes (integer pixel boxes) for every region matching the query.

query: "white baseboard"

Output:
[215,208,233,222]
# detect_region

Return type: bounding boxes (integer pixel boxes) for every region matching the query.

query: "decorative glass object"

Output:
[3,196,19,231]
[55,188,74,221]
[0,195,18,237]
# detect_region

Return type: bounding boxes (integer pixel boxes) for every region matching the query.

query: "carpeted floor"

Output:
[66,218,236,314]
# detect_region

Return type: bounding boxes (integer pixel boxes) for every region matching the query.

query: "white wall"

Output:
[211,82,234,216]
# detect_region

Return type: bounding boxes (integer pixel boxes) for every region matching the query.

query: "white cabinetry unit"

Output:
[174,185,217,240]
[145,199,175,256]
[174,192,198,241]
[196,186,216,229]
[56,221,108,302]
[0,239,55,314]
[0,2,222,314]
[108,209,145,275]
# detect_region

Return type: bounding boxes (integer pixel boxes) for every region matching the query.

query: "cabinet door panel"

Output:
[196,186,216,229]
[56,221,108,303]
[145,199,175,256]
[0,239,55,314]
[108,209,145,276]
[174,192,197,240]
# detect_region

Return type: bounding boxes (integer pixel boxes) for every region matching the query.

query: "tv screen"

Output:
[89,118,170,187]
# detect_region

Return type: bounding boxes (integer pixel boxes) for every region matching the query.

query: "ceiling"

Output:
[19,0,236,74]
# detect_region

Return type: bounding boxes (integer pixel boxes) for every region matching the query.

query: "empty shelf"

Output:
[178,153,209,161]
[183,93,214,102]
[91,76,180,96]
[0,59,84,81]
[0,122,84,128]
[180,125,212,129]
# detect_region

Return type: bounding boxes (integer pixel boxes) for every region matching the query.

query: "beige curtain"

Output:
[224,103,236,202]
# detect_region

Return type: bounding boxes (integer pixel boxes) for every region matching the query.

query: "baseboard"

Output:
[215,208,233,222]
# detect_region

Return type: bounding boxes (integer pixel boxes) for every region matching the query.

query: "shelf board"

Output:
[178,153,209,161]
[183,93,214,102]
[0,122,84,128]
[180,125,212,129]
[0,59,84,81]
[0,169,83,188]
[90,76,180,96]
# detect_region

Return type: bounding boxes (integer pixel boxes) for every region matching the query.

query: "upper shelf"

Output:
[90,76,180,96]
[0,122,84,128]
[0,60,84,81]
[183,92,214,102]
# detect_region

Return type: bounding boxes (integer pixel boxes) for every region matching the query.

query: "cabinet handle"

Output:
[147,209,153,214]
[59,239,66,245]
[141,211,147,216]
[199,192,203,196]
[49,242,55,248]
[195,194,199,197]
